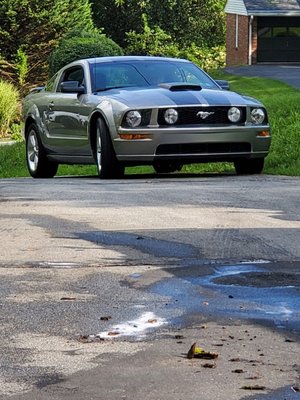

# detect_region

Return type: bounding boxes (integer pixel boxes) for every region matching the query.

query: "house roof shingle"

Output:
[225,0,300,15]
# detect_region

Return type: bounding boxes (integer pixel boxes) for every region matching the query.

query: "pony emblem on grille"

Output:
[196,111,215,119]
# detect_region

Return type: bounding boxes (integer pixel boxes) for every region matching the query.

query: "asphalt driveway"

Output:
[225,64,300,90]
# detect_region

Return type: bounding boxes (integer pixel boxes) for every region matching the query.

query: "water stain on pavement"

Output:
[241,385,300,400]
[149,262,300,333]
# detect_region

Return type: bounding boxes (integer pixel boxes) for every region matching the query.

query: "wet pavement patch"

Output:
[241,385,300,400]
[213,272,300,287]
[149,263,300,333]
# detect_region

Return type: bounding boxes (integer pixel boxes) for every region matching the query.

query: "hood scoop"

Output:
[159,83,202,91]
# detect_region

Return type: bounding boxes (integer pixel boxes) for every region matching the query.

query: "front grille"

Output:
[156,142,251,155]
[158,107,246,126]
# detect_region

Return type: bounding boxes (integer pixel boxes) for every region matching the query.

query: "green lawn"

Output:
[212,70,300,176]
[1,72,299,178]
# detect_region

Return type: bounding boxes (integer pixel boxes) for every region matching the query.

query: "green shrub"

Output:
[15,48,28,86]
[49,33,124,76]
[0,80,20,138]
[179,44,226,72]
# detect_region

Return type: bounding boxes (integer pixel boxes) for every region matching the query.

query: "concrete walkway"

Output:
[225,64,300,90]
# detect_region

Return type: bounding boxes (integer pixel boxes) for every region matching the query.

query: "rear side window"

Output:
[45,72,59,92]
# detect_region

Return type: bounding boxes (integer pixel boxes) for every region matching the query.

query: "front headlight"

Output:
[228,107,242,123]
[251,108,265,125]
[164,108,178,125]
[126,110,142,127]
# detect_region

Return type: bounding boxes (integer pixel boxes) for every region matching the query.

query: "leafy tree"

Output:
[91,0,142,48]
[91,0,226,48]
[0,0,95,87]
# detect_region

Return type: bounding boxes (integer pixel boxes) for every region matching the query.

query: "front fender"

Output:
[23,104,43,138]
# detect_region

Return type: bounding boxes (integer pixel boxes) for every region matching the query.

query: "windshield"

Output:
[89,60,219,92]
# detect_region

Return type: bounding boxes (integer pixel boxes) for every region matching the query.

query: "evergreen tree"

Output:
[0,0,95,87]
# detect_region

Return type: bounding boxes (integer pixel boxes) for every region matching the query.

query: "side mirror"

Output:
[215,80,230,91]
[60,81,85,94]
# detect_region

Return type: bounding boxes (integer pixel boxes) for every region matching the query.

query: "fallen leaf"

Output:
[148,319,157,324]
[60,297,76,301]
[241,385,266,391]
[187,343,196,359]
[202,363,216,369]
[175,335,185,340]
[187,343,218,360]
[232,369,244,374]
[107,331,120,336]
[246,376,261,380]
[78,335,89,343]
[100,316,112,321]
[78,334,105,343]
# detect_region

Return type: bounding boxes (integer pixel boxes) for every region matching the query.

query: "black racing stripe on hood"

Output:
[106,87,250,108]
[162,89,209,106]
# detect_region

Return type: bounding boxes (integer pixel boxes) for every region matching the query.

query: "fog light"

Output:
[164,108,178,124]
[228,107,242,123]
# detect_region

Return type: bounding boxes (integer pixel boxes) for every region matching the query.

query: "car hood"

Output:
[102,86,263,108]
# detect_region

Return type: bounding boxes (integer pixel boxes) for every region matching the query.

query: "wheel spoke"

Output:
[96,127,102,172]
[27,131,39,172]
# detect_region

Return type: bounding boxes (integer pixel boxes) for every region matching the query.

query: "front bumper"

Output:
[113,124,271,163]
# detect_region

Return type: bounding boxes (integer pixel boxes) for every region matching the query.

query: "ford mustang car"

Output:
[22,56,271,178]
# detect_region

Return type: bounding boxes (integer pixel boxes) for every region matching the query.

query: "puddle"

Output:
[150,263,300,332]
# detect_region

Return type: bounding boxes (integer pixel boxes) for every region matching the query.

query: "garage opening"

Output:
[257,17,300,62]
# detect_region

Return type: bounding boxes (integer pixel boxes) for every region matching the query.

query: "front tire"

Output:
[153,161,183,174]
[234,158,264,175]
[26,123,58,178]
[95,118,124,179]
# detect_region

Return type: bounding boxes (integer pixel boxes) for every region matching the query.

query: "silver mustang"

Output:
[22,56,271,178]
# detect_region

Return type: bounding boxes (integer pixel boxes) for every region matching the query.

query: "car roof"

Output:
[84,56,191,64]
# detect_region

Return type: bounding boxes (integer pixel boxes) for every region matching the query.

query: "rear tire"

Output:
[95,118,124,179]
[234,158,264,175]
[26,123,58,178]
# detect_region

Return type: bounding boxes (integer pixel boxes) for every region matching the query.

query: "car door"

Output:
[43,65,91,156]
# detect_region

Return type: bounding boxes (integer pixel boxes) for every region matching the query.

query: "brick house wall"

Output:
[226,14,250,66]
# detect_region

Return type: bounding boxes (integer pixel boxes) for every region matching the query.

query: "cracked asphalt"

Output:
[0,174,299,399]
